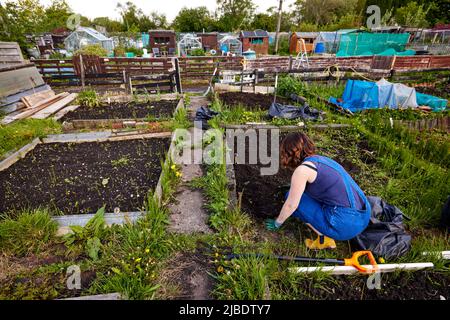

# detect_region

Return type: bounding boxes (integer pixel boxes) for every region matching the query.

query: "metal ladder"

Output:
[293,38,309,68]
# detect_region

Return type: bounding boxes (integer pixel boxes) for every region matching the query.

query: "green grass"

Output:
[0,119,62,158]
[170,105,191,130]
[0,209,58,256]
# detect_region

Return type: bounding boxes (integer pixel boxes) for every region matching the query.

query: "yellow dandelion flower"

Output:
[135,258,142,263]
[217,266,224,273]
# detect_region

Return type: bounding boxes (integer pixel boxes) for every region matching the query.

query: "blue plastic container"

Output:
[314,43,325,54]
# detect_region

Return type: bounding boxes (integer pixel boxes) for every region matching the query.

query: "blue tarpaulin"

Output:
[330,80,448,112]
[329,80,379,112]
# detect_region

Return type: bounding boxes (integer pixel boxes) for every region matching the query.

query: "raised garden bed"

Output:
[0,133,171,216]
[61,100,179,121]
[219,92,290,110]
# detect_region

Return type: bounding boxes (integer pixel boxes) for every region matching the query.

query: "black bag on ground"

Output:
[268,102,323,121]
[194,106,219,130]
[351,196,412,259]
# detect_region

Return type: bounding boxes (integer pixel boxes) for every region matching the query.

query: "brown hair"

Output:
[280,132,316,170]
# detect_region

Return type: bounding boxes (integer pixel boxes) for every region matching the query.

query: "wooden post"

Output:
[240,68,244,93]
[174,58,182,94]
[288,55,293,74]
[79,55,85,88]
[253,69,258,93]
[274,0,283,54]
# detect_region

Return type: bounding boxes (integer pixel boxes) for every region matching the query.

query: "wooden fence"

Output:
[0,42,24,69]
[244,55,450,73]
[395,116,450,132]
[178,56,242,81]
[33,54,450,90]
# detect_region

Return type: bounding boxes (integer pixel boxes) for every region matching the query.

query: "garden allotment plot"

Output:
[0,134,170,215]
[219,92,290,110]
[61,99,180,122]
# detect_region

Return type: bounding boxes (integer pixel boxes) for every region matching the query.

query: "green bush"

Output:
[74,44,108,57]
[125,47,144,56]
[114,45,126,57]
[190,48,205,56]
[77,89,101,107]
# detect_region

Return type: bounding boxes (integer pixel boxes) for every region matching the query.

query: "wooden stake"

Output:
[80,55,85,88]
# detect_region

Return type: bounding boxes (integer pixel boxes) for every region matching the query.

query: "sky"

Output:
[38,0,296,22]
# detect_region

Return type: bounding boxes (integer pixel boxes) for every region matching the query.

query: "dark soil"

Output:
[0,138,170,215]
[273,271,450,300]
[61,100,178,121]
[233,130,368,219]
[158,248,214,300]
[219,92,291,110]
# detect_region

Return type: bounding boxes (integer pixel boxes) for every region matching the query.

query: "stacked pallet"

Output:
[1,90,77,125]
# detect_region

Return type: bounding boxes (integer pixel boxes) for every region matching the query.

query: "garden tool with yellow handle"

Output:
[225,250,378,274]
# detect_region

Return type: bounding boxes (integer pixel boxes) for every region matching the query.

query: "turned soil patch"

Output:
[219,92,290,110]
[233,130,372,219]
[0,138,170,215]
[61,100,178,121]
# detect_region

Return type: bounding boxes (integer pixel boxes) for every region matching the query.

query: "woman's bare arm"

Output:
[275,166,312,225]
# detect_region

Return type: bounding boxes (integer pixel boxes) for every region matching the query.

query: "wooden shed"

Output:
[197,32,218,53]
[289,32,319,54]
[148,30,177,56]
[239,30,269,55]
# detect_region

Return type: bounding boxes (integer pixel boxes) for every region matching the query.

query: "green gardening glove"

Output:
[265,219,282,231]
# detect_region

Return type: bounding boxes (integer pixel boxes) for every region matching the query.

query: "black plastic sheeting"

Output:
[268,102,323,121]
[351,196,412,259]
[194,106,219,130]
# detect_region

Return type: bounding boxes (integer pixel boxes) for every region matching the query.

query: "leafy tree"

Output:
[93,17,124,32]
[216,0,256,31]
[116,2,167,32]
[0,0,45,48]
[293,0,359,26]
[395,1,431,27]
[251,13,276,31]
[149,11,169,29]
[172,7,215,32]
[41,0,72,33]
[116,1,143,31]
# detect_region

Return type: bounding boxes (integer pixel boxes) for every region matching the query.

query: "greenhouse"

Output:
[177,33,203,56]
[64,27,114,54]
[218,35,242,56]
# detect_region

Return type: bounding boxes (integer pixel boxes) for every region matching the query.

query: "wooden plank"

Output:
[1,92,69,124]
[31,93,77,119]
[0,42,24,66]
[289,262,434,275]
[0,66,45,98]
[53,105,80,121]
[21,89,55,108]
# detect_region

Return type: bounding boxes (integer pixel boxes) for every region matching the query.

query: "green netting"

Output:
[336,33,414,57]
